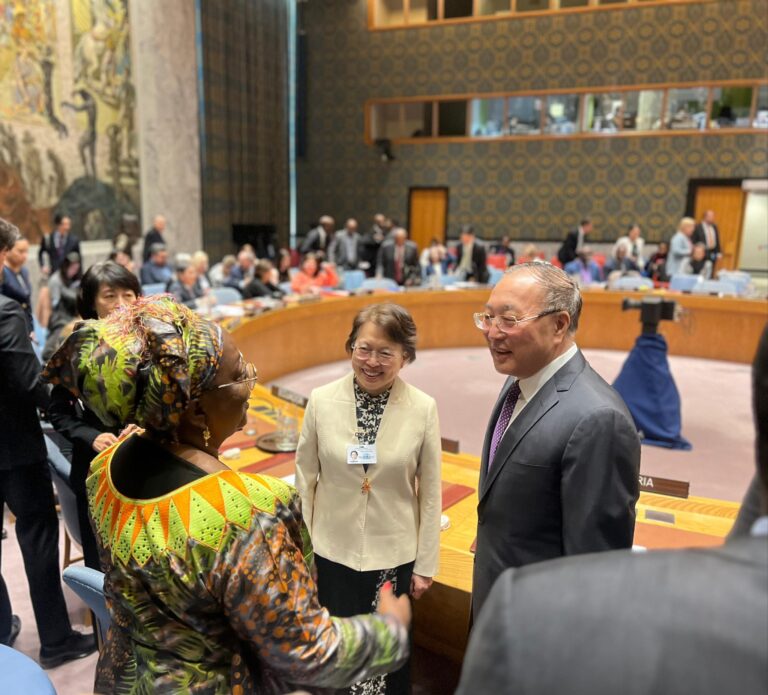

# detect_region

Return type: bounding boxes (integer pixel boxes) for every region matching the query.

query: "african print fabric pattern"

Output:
[88,440,408,694]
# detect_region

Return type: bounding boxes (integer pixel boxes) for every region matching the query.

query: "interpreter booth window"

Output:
[597,0,628,5]
[543,95,581,135]
[755,85,768,128]
[558,0,590,8]
[477,0,511,16]
[443,0,474,19]
[409,0,439,22]
[516,0,551,12]
[507,96,543,135]
[437,100,468,136]
[470,98,505,136]
[370,102,433,140]
[375,0,406,26]
[709,86,753,128]
[583,93,624,133]
[666,87,708,130]
[623,90,664,131]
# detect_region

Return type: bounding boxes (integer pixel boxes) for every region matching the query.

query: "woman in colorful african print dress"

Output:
[295,303,443,695]
[43,296,411,694]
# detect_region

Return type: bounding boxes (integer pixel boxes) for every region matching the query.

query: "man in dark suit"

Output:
[142,214,167,262]
[300,215,335,258]
[471,262,639,619]
[330,218,362,271]
[458,325,768,695]
[38,213,80,276]
[557,217,593,265]
[454,225,489,284]
[0,218,96,666]
[376,227,420,286]
[692,209,722,270]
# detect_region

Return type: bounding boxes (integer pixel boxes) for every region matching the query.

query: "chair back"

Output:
[62,566,111,645]
[141,282,166,296]
[361,278,400,292]
[487,267,504,287]
[717,270,750,295]
[0,645,56,694]
[691,280,739,297]
[668,274,700,292]
[343,270,366,291]
[210,286,241,305]
[44,435,82,548]
[613,276,654,291]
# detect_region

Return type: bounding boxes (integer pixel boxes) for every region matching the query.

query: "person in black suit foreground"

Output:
[458,324,768,695]
[0,217,96,667]
[471,262,639,620]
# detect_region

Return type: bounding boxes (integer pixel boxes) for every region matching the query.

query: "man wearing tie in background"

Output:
[693,209,722,271]
[471,263,640,620]
[38,213,80,277]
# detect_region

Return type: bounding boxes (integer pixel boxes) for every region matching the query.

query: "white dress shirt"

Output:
[504,343,579,434]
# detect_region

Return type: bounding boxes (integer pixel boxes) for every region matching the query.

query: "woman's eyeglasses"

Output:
[352,345,399,366]
[217,362,258,390]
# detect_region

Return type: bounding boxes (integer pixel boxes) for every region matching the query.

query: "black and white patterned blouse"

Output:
[353,379,391,449]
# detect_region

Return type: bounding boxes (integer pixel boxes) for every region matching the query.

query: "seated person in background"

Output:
[679,243,713,279]
[224,249,256,291]
[42,296,412,694]
[457,325,768,695]
[613,224,645,267]
[490,235,516,267]
[42,252,83,361]
[603,244,640,275]
[209,254,237,288]
[564,247,603,285]
[243,259,285,300]
[421,240,451,279]
[109,248,136,275]
[517,243,545,264]
[645,241,669,282]
[291,253,339,294]
[277,248,293,282]
[166,255,211,309]
[377,227,421,287]
[455,225,490,283]
[139,244,173,286]
[1,234,34,333]
[192,251,211,292]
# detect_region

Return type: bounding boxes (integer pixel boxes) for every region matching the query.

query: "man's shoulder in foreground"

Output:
[460,538,768,695]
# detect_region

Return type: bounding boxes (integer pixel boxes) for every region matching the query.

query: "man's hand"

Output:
[92,432,118,452]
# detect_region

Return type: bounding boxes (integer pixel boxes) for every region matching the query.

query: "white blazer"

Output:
[295,372,442,576]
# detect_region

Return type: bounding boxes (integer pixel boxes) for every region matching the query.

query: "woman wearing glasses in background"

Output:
[43,296,412,694]
[296,302,442,695]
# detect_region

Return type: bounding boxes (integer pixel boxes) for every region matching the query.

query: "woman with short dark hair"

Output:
[295,302,442,695]
[48,261,141,569]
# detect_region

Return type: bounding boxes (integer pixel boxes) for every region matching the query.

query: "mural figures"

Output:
[41,49,68,138]
[21,131,45,205]
[62,89,98,179]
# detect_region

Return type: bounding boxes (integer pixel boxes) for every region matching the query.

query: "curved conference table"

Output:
[229,288,766,661]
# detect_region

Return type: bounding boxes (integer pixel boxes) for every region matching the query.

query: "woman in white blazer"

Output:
[295,302,442,695]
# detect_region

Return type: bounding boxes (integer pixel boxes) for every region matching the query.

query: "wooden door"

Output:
[408,187,449,251]
[694,186,746,271]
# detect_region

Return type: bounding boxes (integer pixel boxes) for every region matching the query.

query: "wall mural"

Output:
[0,0,139,244]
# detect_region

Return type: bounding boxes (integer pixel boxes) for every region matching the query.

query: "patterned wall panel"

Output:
[297,0,768,243]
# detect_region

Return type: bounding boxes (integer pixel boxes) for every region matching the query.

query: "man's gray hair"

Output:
[505,262,582,334]
[0,217,21,252]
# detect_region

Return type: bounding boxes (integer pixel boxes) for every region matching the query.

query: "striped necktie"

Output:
[488,381,521,472]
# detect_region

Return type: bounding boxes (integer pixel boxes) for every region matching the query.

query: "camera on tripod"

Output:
[621,297,677,334]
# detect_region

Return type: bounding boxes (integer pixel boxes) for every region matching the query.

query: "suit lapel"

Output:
[479,379,559,501]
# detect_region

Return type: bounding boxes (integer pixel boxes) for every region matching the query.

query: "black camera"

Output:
[621,297,677,334]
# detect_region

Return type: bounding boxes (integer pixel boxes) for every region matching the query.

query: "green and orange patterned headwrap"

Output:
[43,295,225,434]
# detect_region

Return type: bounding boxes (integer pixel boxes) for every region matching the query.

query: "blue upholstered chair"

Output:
[141,282,167,296]
[361,278,400,292]
[668,274,700,292]
[342,270,366,291]
[691,279,739,297]
[612,276,654,291]
[63,566,111,647]
[211,286,242,305]
[0,645,57,694]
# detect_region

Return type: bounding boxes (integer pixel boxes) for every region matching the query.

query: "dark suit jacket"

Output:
[0,295,49,469]
[459,536,768,695]
[330,231,362,270]
[38,231,81,272]
[299,226,330,255]
[473,351,640,619]
[376,241,421,285]
[142,228,164,262]
[1,265,33,331]
[455,241,489,283]
[166,280,203,307]
[557,228,580,265]
[692,222,721,262]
